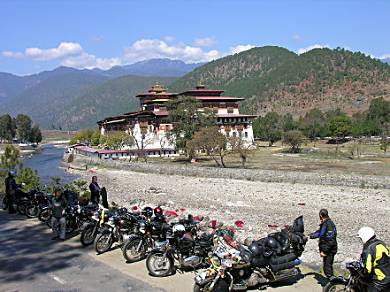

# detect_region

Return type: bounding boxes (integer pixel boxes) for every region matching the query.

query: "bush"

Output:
[283,130,305,153]
[16,167,40,192]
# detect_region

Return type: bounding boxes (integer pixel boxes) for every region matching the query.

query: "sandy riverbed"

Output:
[68,161,390,270]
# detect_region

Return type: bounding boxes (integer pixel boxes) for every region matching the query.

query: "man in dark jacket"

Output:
[358,227,390,292]
[5,170,18,214]
[51,188,68,240]
[310,209,338,279]
[89,176,101,204]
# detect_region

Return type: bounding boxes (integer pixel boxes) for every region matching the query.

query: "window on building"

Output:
[233,132,237,137]
[245,132,248,138]
[239,131,242,138]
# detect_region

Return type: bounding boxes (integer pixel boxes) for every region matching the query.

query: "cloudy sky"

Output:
[1,0,389,75]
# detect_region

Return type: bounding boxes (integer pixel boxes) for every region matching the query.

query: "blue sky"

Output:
[1,0,389,75]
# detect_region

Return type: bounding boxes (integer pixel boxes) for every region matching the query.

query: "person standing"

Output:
[51,188,68,240]
[89,176,101,204]
[358,227,390,292]
[5,170,18,214]
[310,209,338,279]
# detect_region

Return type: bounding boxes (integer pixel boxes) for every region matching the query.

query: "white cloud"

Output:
[193,37,216,47]
[2,51,24,58]
[379,53,390,60]
[297,44,330,55]
[24,42,83,60]
[123,39,221,63]
[229,44,255,55]
[1,38,258,70]
[61,53,121,70]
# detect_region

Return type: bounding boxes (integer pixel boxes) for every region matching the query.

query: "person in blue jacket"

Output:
[310,209,338,279]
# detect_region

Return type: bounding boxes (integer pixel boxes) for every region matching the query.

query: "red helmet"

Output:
[154,206,163,216]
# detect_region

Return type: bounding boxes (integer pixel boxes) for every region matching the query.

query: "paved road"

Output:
[0,211,163,292]
[0,210,326,292]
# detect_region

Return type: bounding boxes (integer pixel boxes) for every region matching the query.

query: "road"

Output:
[0,210,326,292]
[0,211,162,292]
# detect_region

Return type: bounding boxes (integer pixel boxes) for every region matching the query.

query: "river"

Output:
[23,144,78,184]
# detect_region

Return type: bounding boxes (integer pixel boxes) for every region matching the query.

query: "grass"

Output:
[152,139,390,177]
[42,130,76,143]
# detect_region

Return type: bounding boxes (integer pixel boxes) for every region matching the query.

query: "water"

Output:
[23,144,78,184]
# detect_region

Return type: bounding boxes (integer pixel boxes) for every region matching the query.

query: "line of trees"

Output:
[0,114,42,144]
[253,97,390,150]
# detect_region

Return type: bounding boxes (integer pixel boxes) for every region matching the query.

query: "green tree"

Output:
[300,108,326,140]
[367,97,390,125]
[29,125,43,144]
[100,131,134,150]
[166,96,215,155]
[283,130,305,153]
[0,145,20,193]
[16,167,40,192]
[253,112,282,146]
[0,114,16,142]
[15,114,32,142]
[328,115,352,139]
[187,126,228,167]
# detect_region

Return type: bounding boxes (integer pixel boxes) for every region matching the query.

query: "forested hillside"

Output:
[171,46,390,116]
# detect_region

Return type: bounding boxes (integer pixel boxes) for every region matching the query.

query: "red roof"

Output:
[194,96,244,101]
[217,114,257,118]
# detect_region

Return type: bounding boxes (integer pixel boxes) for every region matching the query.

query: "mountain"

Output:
[384,58,390,65]
[171,46,390,117]
[0,59,197,129]
[102,59,204,77]
[54,75,177,130]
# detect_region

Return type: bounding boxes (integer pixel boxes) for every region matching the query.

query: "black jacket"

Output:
[5,176,18,195]
[89,182,101,197]
[310,218,338,254]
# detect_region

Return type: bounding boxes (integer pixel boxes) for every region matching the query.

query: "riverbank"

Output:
[66,153,390,271]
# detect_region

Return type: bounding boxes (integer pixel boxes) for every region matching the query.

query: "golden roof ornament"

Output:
[196,81,205,90]
[149,83,166,94]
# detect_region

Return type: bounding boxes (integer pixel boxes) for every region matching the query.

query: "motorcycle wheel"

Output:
[146,252,174,277]
[122,235,147,263]
[2,196,8,210]
[38,208,52,223]
[17,200,28,215]
[26,203,39,218]
[94,230,114,254]
[193,279,230,292]
[323,282,349,292]
[80,224,97,246]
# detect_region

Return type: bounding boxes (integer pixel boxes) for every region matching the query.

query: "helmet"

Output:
[265,236,280,250]
[131,205,141,215]
[154,206,163,216]
[357,227,375,244]
[9,170,15,176]
[172,224,186,237]
[120,207,128,214]
[142,206,153,218]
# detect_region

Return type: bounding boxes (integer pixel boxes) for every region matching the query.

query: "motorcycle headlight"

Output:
[211,256,221,267]
[221,259,233,268]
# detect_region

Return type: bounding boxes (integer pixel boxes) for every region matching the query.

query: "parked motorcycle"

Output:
[194,216,307,291]
[146,222,214,277]
[121,210,168,263]
[94,207,140,254]
[323,261,369,292]
[80,205,111,246]
[25,191,49,218]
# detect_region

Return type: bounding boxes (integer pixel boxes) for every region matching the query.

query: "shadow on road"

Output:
[0,211,82,284]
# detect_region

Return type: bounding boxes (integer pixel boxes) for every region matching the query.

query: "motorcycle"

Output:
[122,213,168,263]
[25,191,49,218]
[323,261,370,292]
[146,222,213,277]
[80,205,111,246]
[194,216,307,291]
[94,207,139,254]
